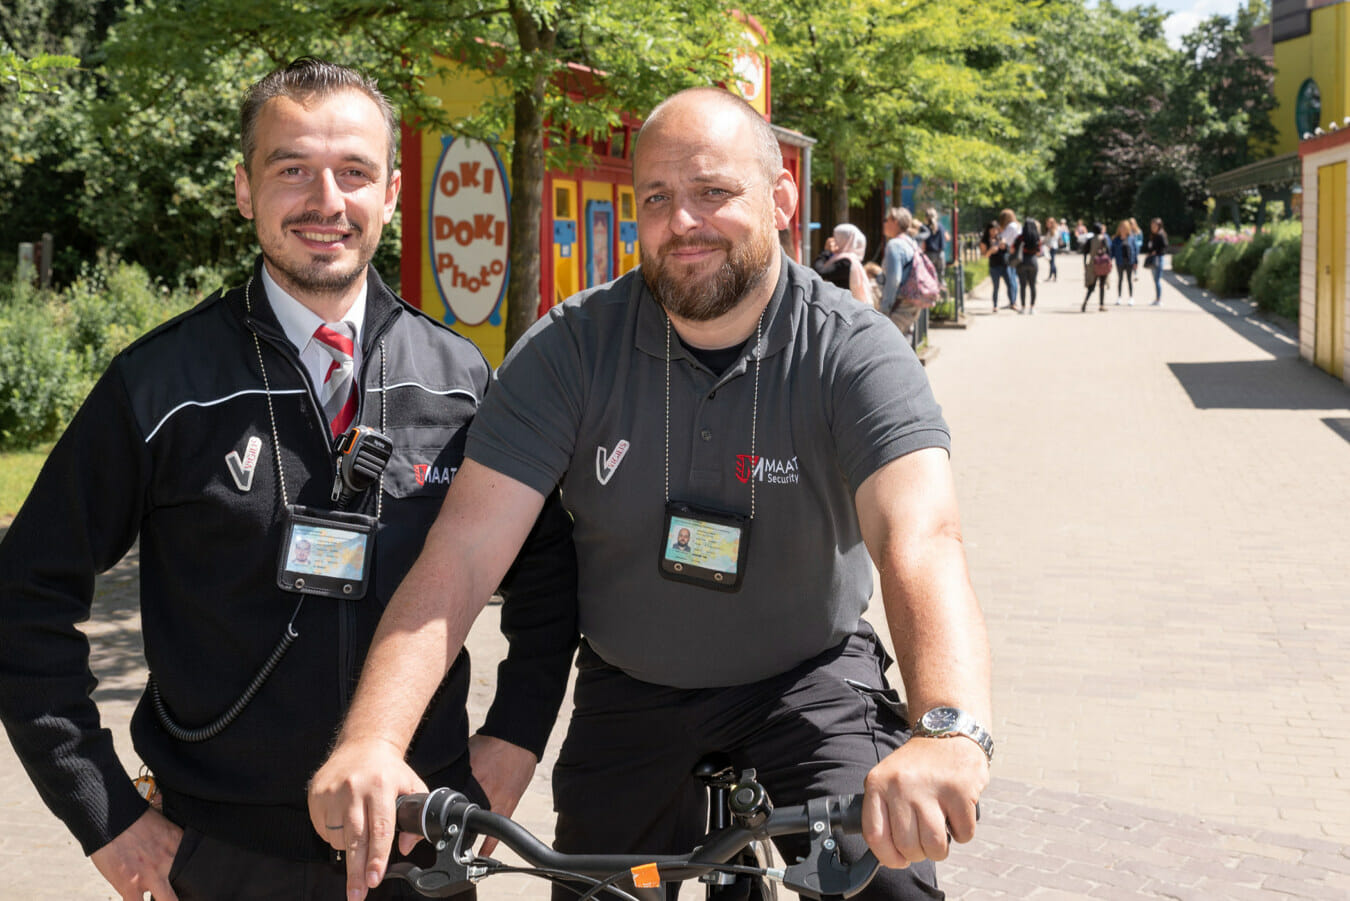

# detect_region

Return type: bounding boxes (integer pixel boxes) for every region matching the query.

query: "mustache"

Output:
[659,235,731,254]
[282,212,361,235]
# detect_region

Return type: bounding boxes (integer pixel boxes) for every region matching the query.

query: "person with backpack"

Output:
[1110,220,1138,305]
[881,206,939,335]
[1082,222,1112,312]
[1012,217,1042,313]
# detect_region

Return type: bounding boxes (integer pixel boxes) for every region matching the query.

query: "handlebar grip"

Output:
[396,793,431,839]
[836,795,864,832]
[396,788,476,843]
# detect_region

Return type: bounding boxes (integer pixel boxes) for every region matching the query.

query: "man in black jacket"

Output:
[0,58,576,900]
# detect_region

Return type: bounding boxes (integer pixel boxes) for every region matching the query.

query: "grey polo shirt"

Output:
[466,255,950,687]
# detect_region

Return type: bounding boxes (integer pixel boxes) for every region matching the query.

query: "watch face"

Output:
[921,707,961,732]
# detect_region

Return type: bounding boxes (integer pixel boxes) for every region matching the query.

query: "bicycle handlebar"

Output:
[390,787,878,899]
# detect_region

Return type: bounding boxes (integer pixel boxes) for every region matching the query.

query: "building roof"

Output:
[1205,151,1302,195]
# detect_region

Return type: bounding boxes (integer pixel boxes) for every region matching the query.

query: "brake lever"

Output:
[386,859,474,898]
[780,797,879,900]
[386,789,483,897]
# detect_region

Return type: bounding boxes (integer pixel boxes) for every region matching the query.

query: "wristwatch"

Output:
[913,707,995,763]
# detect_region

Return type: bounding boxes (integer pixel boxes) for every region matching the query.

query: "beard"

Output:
[642,222,777,321]
[261,211,374,297]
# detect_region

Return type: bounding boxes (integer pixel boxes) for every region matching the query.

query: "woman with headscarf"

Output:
[812,223,872,305]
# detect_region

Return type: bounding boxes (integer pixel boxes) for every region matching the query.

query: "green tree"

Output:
[1169,0,1276,174]
[0,49,79,92]
[0,1,112,282]
[1046,0,1272,230]
[767,0,1036,223]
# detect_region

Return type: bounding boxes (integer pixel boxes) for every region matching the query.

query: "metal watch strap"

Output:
[915,707,995,763]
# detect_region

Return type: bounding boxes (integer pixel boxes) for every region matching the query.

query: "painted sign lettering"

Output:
[428,138,511,326]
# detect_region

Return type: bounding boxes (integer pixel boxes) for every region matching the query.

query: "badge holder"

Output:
[276,506,377,599]
[659,502,751,592]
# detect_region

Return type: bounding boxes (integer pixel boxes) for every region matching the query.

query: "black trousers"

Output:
[1116,266,1134,297]
[1084,275,1107,306]
[165,828,474,900]
[1016,263,1038,307]
[551,626,943,900]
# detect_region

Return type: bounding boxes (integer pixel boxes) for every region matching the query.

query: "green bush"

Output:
[0,287,89,448]
[1186,240,1222,287]
[0,256,199,449]
[1250,221,1301,319]
[66,254,195,377]
[1205,232,1275,297]
[1172,233,1207,275]
[1204,241,1245,295]
[958,258,988,291]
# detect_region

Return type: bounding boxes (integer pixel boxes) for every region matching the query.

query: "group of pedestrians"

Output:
[1080,217,1169,311]
[979,209,1049,314]
[812,205,949,338]
[973,210,1168,314]
[813,206,1171,322]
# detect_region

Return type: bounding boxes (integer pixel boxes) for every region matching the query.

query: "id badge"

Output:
[276,505,376,599]
[659,502,750,592]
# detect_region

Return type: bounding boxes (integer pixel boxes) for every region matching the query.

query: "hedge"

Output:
[0,256,200,449]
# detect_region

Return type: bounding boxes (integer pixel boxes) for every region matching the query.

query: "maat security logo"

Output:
[413,463,456,486]
[734,454,800,485]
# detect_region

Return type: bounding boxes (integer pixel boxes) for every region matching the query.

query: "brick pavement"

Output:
[2,258,1349,898]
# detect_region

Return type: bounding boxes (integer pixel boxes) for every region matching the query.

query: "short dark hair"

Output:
[240,57,399,176]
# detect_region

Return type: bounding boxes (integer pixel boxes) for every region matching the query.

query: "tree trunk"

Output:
[504,3,555,353]
[505,86,547,352]
[832,154,849,226]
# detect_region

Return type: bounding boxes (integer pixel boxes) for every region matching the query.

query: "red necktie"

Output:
[312,323,357,437]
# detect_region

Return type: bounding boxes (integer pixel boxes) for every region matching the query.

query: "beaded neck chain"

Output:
[663,306,765,518]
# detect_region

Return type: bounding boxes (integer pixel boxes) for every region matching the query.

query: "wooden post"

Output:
[17,243,35,285]
[40,233,53,289]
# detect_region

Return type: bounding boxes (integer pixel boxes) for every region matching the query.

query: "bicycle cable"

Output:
[473,865,641,901]
[574,862,767,901]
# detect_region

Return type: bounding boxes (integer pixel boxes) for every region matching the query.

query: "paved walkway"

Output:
[2,259,1349,898]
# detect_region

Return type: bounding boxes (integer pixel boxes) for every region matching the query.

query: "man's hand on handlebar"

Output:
[467,732,538,855]
[861,736,988,870]
[308,736,427,901]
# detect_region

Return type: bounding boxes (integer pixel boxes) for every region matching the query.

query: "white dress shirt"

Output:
[260,265,367,396]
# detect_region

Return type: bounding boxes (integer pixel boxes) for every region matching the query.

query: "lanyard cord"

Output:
[664,307,764,518]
